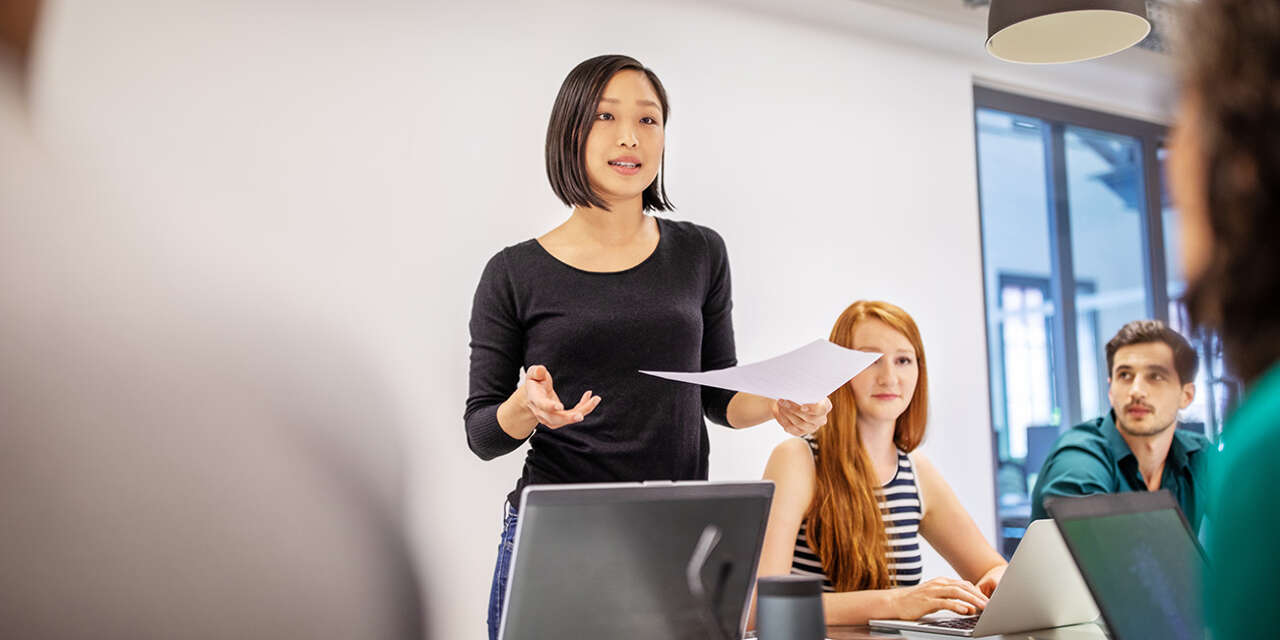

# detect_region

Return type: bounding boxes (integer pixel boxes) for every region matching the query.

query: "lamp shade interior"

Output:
[987,9,1151,64]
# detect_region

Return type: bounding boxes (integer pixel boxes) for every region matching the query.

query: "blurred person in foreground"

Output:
[1168,0,1280,637]
[0,1,423,638]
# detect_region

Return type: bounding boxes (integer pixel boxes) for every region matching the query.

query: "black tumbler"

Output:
[755,575,825,640]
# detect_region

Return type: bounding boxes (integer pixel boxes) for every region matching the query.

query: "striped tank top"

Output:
[790,437,924,591]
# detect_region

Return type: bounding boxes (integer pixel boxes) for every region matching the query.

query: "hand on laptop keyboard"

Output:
[888,577,989,619]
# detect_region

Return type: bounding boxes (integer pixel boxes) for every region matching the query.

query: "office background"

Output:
[27,1,1179,638]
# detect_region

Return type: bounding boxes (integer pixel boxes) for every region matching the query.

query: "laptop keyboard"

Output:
[922,615,980,630]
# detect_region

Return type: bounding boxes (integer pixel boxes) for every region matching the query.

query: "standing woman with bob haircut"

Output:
[464,54,832,639]
[751,301,1007,627]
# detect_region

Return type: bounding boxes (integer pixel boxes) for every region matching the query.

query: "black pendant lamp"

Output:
[986,0,1151,64]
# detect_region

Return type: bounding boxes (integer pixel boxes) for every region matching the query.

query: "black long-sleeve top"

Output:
[464,217,738,510]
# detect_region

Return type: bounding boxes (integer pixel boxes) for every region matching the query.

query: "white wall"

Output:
[31,1,1173,638]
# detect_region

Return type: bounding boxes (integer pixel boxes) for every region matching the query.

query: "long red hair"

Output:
[805,300,929,591]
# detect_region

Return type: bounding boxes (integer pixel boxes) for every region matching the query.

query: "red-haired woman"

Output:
[751,300,1007,626]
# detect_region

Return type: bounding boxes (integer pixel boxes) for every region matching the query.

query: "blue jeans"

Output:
[486,501,518,640]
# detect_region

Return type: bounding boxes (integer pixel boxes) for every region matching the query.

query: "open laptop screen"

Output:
[499,481,773,640]
[1048,491,1206,640]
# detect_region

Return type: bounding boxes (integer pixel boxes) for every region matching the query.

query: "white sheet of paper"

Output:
[640,339,882,405]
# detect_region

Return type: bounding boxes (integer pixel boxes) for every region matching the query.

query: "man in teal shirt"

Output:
[1030,320,1210,530]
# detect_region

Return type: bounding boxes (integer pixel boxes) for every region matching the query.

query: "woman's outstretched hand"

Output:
[521,365,602,429]
[771,396,832,436]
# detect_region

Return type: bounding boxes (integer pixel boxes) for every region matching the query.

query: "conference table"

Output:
[824,622,1108,639]
[825,626,897,639]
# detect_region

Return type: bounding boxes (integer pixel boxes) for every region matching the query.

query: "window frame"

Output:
[973,86,1173,554]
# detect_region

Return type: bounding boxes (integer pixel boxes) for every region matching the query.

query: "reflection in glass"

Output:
[976,108,1058,554]
[1065,125,1148,421]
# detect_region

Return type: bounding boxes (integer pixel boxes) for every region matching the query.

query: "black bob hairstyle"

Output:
[544,54,673,212]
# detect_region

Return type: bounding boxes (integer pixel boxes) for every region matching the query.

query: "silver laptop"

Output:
[497,481,773,640]
[868,519,1098,637]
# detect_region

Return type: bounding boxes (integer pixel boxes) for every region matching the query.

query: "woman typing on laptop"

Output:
[751,301,1007,627]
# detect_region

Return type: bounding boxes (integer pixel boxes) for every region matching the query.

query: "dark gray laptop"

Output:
[497,481,773,640]
[1047,490,1207,640]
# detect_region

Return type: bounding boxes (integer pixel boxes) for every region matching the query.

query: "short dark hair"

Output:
[1105,320,1198,384]
[1180,0,1280,385]
[544,54,673,212]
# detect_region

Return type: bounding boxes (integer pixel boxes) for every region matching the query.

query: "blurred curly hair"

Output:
[1180,0,1280,385]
